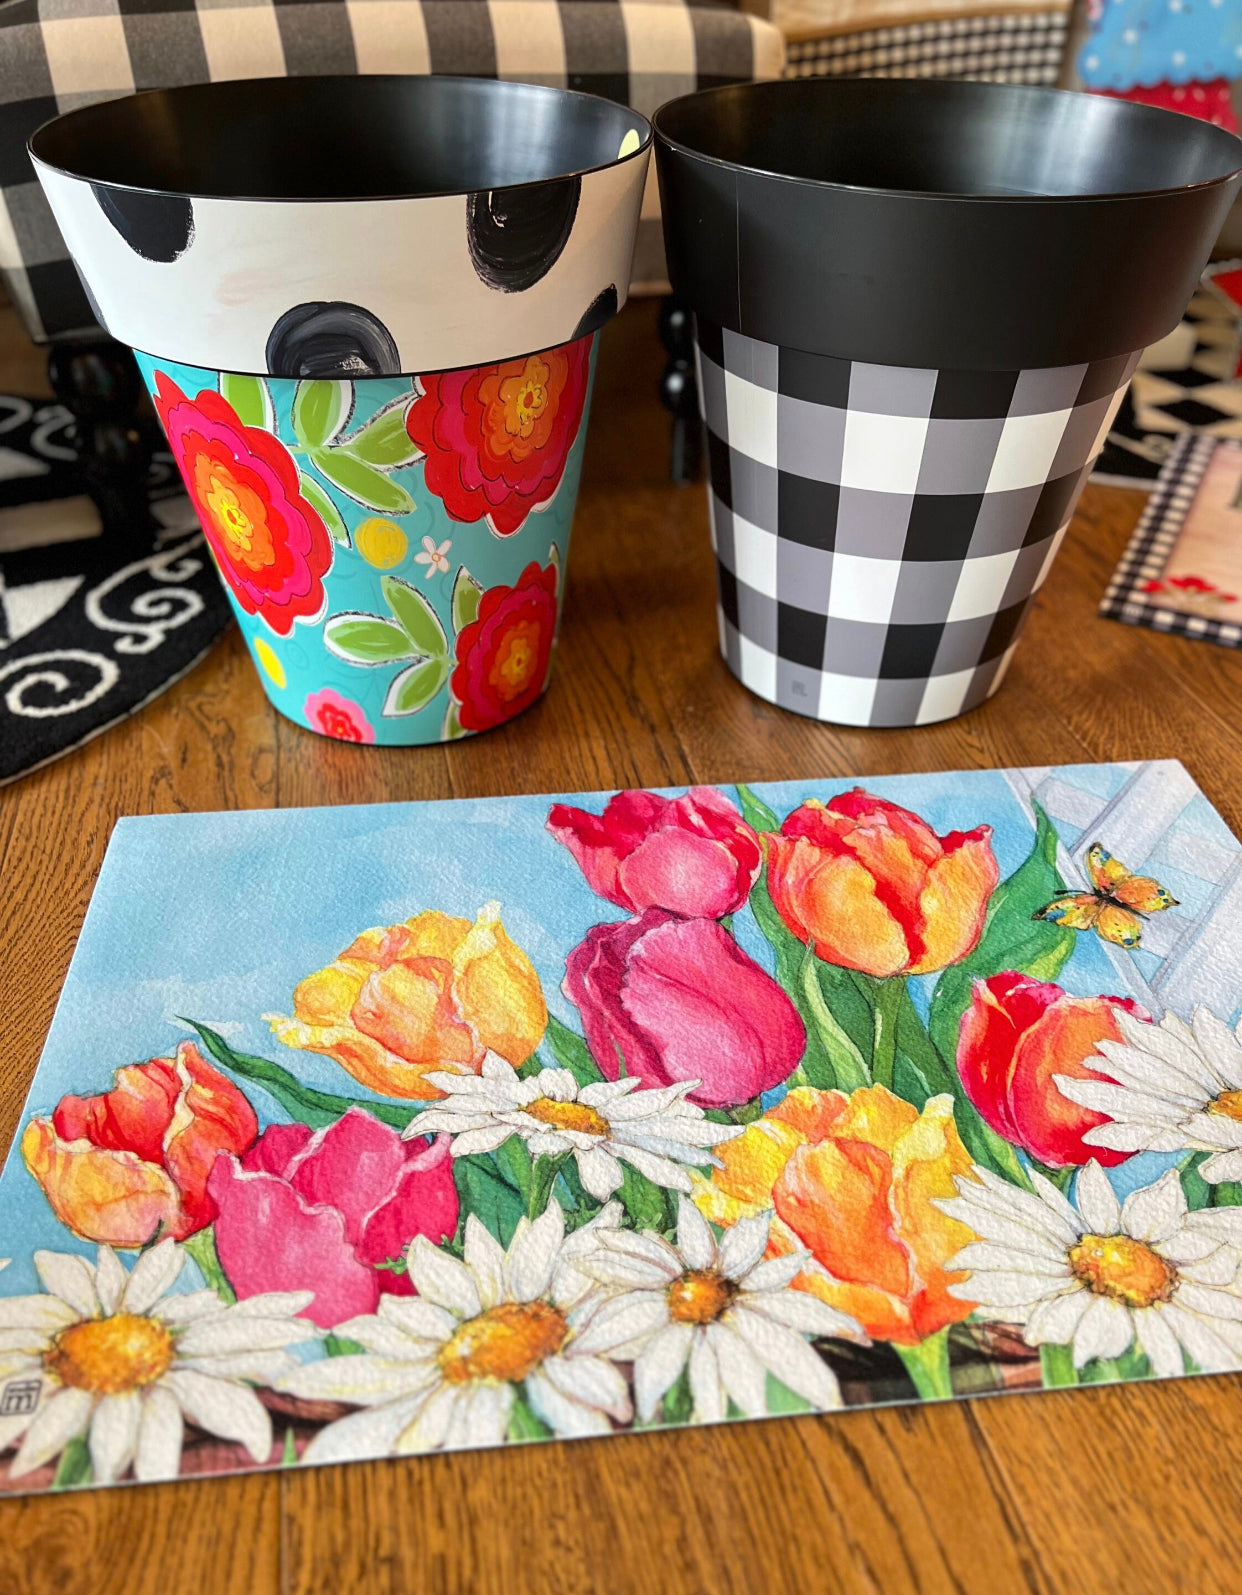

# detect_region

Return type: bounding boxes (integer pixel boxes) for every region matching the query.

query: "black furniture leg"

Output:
[47,336,152,546]
[658,295,702,486]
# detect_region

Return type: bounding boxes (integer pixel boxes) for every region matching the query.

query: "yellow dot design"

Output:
[356,518,409,570]
[253,636,286,689]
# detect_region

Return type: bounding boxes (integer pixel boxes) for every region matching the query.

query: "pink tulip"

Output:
[548,786,762,919]
[563,909,805,1109]
[207,1106,459,1328]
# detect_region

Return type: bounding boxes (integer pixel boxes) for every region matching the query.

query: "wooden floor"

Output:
[3,299,1241,1595]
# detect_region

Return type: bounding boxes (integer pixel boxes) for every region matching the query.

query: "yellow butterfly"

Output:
[1031,842,1178,950]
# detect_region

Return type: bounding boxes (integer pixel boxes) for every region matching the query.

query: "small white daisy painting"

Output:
[4,757,1242,1494]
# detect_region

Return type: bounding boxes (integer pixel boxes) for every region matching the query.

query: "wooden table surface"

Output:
[2,299,1240,1595]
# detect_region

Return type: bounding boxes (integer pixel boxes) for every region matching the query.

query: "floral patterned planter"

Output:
[136,335,596,744]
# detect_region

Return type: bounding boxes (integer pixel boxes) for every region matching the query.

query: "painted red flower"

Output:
[304,687,375,744]
[450,560,559,732]
[406,335,591,536]
[153,371,333,635]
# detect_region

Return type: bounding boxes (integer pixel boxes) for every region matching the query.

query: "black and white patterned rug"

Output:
[0,397,230,785]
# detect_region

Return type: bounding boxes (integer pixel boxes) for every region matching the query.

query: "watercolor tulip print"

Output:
[5,761,1242,1495]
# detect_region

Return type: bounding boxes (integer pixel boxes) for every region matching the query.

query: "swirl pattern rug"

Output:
[0,395,231,784]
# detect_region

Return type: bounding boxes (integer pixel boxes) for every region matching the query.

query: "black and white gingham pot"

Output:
[697,318,1137,726]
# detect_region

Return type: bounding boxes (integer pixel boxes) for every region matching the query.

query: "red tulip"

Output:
[22,1041,257,1245]
[765,789,998,978]
[208,1107,459,1328]
[548,787,762,919]
[563,909,805,1109]
[957,972,1150,1167]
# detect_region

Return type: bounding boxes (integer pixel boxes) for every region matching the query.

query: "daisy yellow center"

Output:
[667,1270,738,1326]
[438,1301,568,1385]
[45,1314,175,1395]
[523,1097,609,1137]
[1208,1089,1242,1123]
[1068,1234,1177,1309]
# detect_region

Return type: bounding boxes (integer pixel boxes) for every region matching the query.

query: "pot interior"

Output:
[655,79,1242,200]
[30,75,649,202]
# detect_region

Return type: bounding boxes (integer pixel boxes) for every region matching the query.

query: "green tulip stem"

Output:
[870,977,904,1093]
[895,1328,954,1401]
[528,1153,571,1219]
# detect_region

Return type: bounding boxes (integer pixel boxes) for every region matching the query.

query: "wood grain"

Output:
[3,299,1239,1595]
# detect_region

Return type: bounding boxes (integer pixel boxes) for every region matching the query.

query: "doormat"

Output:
[4,762,1242,1494]
[1093,277,1242,488]
[0,395,231,786]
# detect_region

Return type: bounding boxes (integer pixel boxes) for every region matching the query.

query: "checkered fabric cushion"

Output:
[784,9,1068,84]
[0,0,783,343]
[697,317,1138,726]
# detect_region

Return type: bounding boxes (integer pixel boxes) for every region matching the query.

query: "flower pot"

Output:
[30,76,650,744]
[654,79,1242,727]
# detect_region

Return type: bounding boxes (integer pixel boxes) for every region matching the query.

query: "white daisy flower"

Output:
[1056,1006,1242,1183]
[275,1201,634,1462]
[414,536,451,578]
[407,1051,746,1202]
[936,1161,1242,1376]
[0,1241,320,1484]
[572,1198,861,1424]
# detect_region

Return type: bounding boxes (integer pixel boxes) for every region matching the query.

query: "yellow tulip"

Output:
[266,902,547,1099]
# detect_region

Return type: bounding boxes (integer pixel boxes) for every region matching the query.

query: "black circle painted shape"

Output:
[466,177,580,293]
[265,302,401,378]
[571,285,618,342]
[91,184,194,262]
[653,79,1242,371]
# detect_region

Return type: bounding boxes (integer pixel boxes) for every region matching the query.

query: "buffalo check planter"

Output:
[698,320,1139,725]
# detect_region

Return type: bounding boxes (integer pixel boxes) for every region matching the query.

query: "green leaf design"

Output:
[547,541,562,590]
[452,566,483,633]
[1214,1180,1242,1207]
[544,1013,605,1086]
[384,656,450,718]
[1040,1342,1079,1388]
[310,445,414,514]
[735,782,779,833]
[764,1373,814,1415]
[51,1434,92,1491]
[182,1226,237,1304]
[617,1163,671,1233]
[454,1153,527,1246]
[347,401,420,469]
[661,1368,693,1425]
[293,380,351,448]
[382,575,449,658]
[745,869,834,1089]
[220,372,272,431]
[508,1391,553,1441]
[281,1428,299,1468]
[186,1019,417,1131]
[324,1334,365,1357]
[443,700,468,740]
[493,1134,534,1204]
[928,801,1076,1078]
[299,472,350,546]
[324,613,416,666]
[798,951,869,1092]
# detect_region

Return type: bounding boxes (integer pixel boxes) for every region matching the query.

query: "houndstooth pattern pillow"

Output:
[697,317,1139,727]
[784,10,1069,85]
[0,0,783,342]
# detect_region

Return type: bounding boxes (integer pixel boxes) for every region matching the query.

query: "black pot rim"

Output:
[29,75,653,206]
[652,79,1242,205]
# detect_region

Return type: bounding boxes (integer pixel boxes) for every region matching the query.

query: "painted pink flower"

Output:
[304,687,375,744]
[207,1107,459,1328]
[548,787,762,919]
[563,909,806,1109]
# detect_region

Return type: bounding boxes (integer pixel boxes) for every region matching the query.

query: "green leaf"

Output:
[799,950,869,1092]
[1040,1342,1078,1388]
[735,782,779,833]
[1214,1180,1242,1207]
[661,1367,693,1425]
[324,613,416,666]
[311,445,414,513]
[544,1014,606,1087]
[382,575,449,658]
[300,472,350,545]
[528,1153,571,1219]
[220,372,272,431]
[384,656,450,718]
[293,380,350,448]
[443,699,470,741]
[452,566,483,633]
[324,1334,365,1357]
[747,873,834,1088]
[51,1434,92,1491]
[618,1163,671,1233]
[493,1134,533,1204]
[281,1428,298,1468]
[454,1154,526,1246]
[764,1373,813,1415]
[892,1050,931,1108]
[185,1019,417,1131]
[928,801,1075,1073]
[508,1390,552,1442]
[182,1226,237,1305]
[348,401,420,468]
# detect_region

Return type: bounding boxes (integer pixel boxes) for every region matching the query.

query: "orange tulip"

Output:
[765,789,998,978]
[21,1040,257,1246]
[267,902,547,1099]
[693,1085,980,1345]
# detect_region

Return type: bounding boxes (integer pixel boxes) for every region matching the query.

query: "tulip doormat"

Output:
[4,760,1242,1495]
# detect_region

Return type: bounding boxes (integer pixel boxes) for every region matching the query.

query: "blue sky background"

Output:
[0,764,1227,1296]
